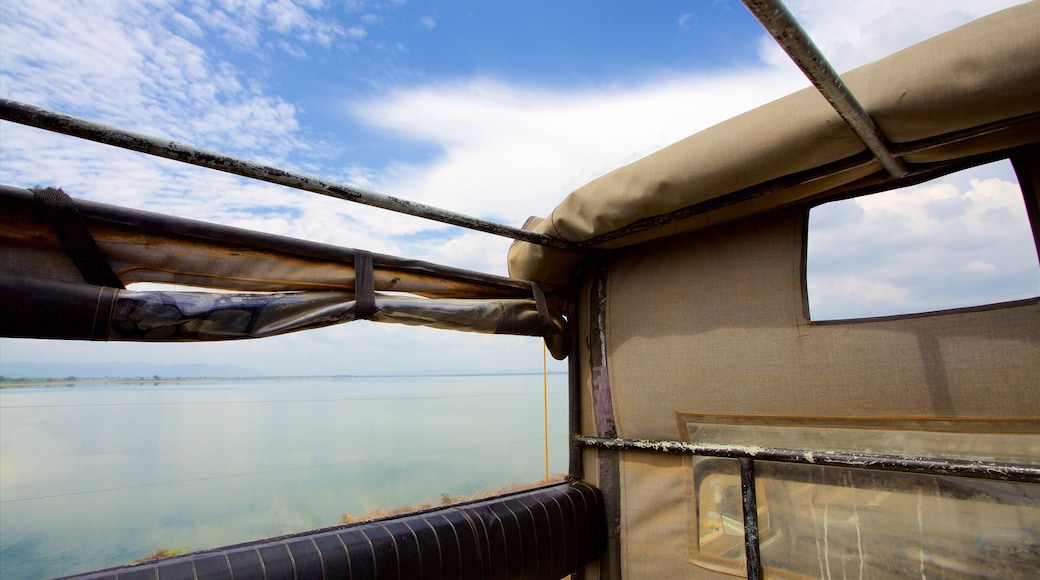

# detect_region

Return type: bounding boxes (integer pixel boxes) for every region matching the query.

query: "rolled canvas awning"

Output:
[507,2,1040,285]
[0,186,568,358]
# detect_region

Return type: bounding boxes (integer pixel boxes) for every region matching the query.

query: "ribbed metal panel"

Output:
[61,482,605,580]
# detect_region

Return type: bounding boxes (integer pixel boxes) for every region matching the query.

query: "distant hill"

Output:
[0,361,260,380]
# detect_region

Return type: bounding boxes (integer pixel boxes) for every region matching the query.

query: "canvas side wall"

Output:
[579,207,1040,577]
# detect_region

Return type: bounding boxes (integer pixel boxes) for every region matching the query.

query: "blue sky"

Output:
[1,0,1036,376]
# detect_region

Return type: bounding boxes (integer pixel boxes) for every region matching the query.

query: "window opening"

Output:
[806,159,1040,320]
[0,341,569,578]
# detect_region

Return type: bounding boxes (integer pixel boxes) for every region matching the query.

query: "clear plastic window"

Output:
[684,416,1040,577]
[691,458,1040,578]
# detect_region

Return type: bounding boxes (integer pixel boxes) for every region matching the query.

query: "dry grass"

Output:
[338,475,567,525]
[131,546,191,564]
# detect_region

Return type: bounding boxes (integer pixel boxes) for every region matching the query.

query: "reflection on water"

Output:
[0,375,568,578]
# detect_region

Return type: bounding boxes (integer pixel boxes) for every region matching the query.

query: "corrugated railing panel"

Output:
[62,482,605,580]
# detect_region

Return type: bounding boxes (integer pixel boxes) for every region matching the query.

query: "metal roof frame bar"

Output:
[741,0,909,178]
[0,98,576,251]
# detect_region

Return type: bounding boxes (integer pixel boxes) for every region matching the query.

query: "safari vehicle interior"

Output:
[1,1,1038,578]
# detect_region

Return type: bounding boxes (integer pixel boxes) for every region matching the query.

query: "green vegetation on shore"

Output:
[0,375,262,388]
[0,370,565,388]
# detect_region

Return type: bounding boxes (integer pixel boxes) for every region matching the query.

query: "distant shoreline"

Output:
[0,371,566,388]
[1,376,239,388]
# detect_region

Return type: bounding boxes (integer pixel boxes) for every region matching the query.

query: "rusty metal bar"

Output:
[586,265,622,580]
[575,436,1040,483]
[0,98,576,250]
[739,458,764,580]
[741,0,909,177]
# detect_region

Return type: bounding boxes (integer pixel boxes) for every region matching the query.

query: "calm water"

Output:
[0,375,568,579]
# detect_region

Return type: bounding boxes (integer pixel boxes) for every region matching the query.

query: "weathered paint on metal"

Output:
[0,98,578,250]
[589,267,617,439]
[739,457,764,580]
[575,436,1040,483]
[587,265,622,580]
[740,0,908,177]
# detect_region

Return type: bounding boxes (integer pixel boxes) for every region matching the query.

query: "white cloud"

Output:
[419,232,515,277]
[419,16,437,30]
[770,0,1027,72]
[350,70,803,229]
[963,261,997,273]
[678,13,692,30]
[811,276,911,315]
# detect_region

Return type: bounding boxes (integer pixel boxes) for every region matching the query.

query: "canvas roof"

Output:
[508,2,1040,285]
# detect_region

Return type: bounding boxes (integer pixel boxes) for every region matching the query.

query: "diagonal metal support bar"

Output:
[741,0,909,177]
[0,98,577,250]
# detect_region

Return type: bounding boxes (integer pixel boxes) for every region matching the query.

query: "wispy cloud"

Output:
[350,71,803,233]
[186,0,347,49]
[770,0,1025,71]
[0,0,306,158]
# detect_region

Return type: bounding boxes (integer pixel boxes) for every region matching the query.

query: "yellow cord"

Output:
[543,342,550,483]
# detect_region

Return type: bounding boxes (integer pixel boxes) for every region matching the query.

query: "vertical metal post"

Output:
[565,271,586,580]
[588,265,622,580]
[568,285,583,481]
[739,457,764,580]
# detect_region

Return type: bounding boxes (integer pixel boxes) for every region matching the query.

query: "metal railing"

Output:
[576,435,1040,579]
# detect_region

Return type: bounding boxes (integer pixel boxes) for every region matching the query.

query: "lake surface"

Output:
[0,374,568,579]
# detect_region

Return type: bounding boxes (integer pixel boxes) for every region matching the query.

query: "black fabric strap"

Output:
[353,250,378,320]
[32,187,124,289]
[530,282,552,335]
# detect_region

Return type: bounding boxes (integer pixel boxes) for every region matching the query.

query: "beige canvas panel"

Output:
[591,121,1040,254]
[509,2,1040,284]
[0,186,531,299]
[603,209,1040,442]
